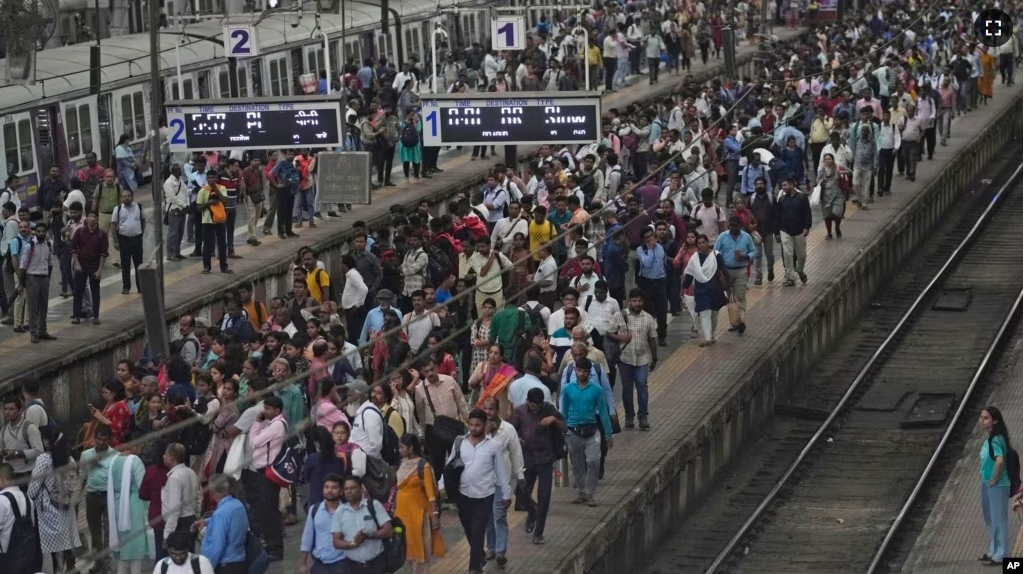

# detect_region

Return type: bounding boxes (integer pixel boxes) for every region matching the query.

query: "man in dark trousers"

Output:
[774,177,812,287]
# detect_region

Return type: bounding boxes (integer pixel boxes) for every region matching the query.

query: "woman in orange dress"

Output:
[978,47,996,103]
[394,434,445,573]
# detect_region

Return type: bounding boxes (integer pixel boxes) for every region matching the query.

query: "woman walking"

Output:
[680,234,730,346]
[394,435,445,573]
[672,230,700,338]
[977,406,1014,566]
[28,428,82,574]
[399,110,424,181]
[817,153,847,240]
[114,135,139,193]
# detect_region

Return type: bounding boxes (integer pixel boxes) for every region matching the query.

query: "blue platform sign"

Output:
[491,16,526,51]
[224,25,259,58]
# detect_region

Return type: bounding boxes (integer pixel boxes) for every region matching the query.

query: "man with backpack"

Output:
[297,474,346,574]
[0,462,43,574]
[156,530,215,574]
[350,383,400,502]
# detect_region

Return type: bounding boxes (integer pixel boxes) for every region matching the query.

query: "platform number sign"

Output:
[224,25,259,58]
[491,16,526,51]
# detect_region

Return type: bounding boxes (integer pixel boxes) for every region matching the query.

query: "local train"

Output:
[0,0,572,207]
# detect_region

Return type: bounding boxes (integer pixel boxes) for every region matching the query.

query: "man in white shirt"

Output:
[109,188,145,294]
[490,201,528,255]
[532,245,559,310]
[163,163,190,261]
[547,288,593,336]
[0,462,38,570]
[582,281,620,354]
[350,397,383,459]
[481,397,524,566]
[439,410,512,574]
[403,290,440,354]
[161,443,201,545]
[153,530,216,574]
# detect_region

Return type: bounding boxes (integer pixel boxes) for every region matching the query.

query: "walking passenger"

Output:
[775,178,812,286]
[977,406,1014,566]
[714,217,757,334]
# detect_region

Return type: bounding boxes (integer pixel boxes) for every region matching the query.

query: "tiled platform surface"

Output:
[0,28,804,389]
[411,79,1022,573]
[901,341,1023,574]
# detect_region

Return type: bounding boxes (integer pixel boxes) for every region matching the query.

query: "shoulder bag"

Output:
[423,384,465,444]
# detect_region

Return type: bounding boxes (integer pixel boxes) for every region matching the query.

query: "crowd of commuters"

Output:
[0,0,1022,573]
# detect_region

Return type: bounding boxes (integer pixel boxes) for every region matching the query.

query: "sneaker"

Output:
[658,338,667,347]
[496,554,508,567]
[587,497,599,507]
[485,550,496,561]
[625,418,635,429]
[754,277,763,285]
[799,272,808,284]
[638,417,650,431]
[532,535,545,545]
[768,269,775,282]
[572,494,588,504]
[71,317,81,325]
[737,322,746,335]
[93,318,102,325]
[327,211,339,217]
[30,334,39,343]
[783,279,796,287]
[524,517,536,534]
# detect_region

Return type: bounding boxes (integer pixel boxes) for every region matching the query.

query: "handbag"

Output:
[727,293,742,326]
[441,436,466,501]
[809,183,822,207]
[423,383,466,444]
[367,499,407,574]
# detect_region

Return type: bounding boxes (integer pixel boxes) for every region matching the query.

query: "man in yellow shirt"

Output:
[528,205,559,261]
[196,169,232,275]
[302,249,332,303]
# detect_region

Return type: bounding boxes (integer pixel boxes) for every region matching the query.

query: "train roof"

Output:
[0,1,448,114]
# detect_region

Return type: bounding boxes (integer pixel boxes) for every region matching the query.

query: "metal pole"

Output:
[175,35,184,95]
[321,30,331,95]
[148,0,165,299]
[94,0,102,44]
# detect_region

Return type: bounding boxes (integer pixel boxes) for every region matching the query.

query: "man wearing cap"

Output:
[358,288,402,345]
[713,217,758,335]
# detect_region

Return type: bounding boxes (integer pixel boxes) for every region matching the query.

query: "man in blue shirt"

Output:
[508,355,552,408]
[636,229,668,345]
[199,474,249,573]
[560,358,613,507]
[560,344,615,478]
[714,217,758,335]
[299,474,347,574]
[358,289,403,344]
[740,154,772,197]
[722,125,742,198]
[332,476,393,574]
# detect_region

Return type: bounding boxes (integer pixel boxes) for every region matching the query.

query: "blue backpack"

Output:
[25,399,58,430]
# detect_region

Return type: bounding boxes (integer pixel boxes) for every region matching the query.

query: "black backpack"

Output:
[988,436,1023,497]
[0,492,42,574]
[519,302,546,332]
[367,499,407,574]
[576,172,597,204]
[400,123,420,147]
[363,407,401,467]
[161,556,201,574]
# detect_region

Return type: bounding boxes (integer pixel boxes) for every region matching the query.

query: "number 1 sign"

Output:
[224,25,259,58]
[491,16,526,51]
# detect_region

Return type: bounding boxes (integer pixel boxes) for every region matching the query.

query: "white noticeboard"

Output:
[224,25,259,58]
[491,16,526,51]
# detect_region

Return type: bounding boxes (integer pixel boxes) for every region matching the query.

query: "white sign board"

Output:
[491,16,526,51]
[224,25,259,58]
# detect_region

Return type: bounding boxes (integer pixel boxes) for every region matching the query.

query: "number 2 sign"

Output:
[224,25,259,58]
[491,16,526,51]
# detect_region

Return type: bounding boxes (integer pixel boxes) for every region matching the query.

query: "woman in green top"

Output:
[977,406,1013,564]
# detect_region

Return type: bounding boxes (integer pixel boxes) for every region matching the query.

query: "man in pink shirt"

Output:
[936,77,957,146]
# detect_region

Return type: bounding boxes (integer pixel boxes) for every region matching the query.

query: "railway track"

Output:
[642,155,1024,574]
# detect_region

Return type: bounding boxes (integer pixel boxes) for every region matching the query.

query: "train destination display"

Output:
[420,92,602,147]
[165,97,343,152]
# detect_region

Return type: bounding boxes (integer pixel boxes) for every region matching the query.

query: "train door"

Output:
[1,111,41,206]
[110,85,151,177]
[61,95,101,175]
[33,108,58,176]
[264,53,291,96]
[343,38,361,71]
[196,70,212,99]
[376,33,393,64]
[404,25,422,65]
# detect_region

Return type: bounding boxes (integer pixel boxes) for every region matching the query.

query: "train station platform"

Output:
[410,80,1021,573]
[901,341,1023,574]
[0,29,801,395]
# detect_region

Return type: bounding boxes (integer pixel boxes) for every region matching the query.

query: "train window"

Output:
[79,105,93,154]
[171,82,180,100]
[183,80,194,100]
[411,28,421,60]
[4,124,17,174]
[237,67,248,97]
[120,94,135,140]
[306,49,324,75]
[132,92,145,141]
[268,57,288,96]
[17,120,33,171]
[65,105,81,158]
[328,42,338,78]
[219,72,230,98]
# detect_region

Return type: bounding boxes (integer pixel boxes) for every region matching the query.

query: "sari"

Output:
[475,362,518,411]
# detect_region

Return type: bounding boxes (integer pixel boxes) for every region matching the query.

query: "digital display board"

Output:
[420,92,602,147]
[164,97,343,152]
